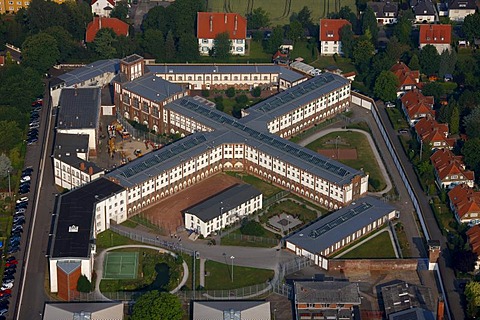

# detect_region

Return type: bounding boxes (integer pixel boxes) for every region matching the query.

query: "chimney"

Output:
[224,14,227,24]
[88,167,94,175]
[210,16,213,32]
[80,162,86,171]
[234,15,238,31]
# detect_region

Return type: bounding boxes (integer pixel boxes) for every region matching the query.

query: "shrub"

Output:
[240,220,265,236]
[235,94,248,104]
[225,87,236,98]
[252,86,261,97]
[201,90,210,97]
[215,103,224,112]
[77,274,92,293]
[369,178,381,191]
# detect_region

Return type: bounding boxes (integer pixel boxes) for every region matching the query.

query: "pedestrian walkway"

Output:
[199,258,206,287]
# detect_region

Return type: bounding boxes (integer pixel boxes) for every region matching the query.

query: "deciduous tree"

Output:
[164,30,176,62]
[92,28,117,59]
[142,29,165,61]
[22,32,60,73]
[419,44,440,75]
[0,121,22,153]
[462,137,480,175]
[339,24,354,59]
[0,154,12,179]
[110,0,129,21]
[408,54,420,71]
[464,107,480,139]
[449,104,460,135]
[465,281,480,318]
[213,31,231,60]
[463,12,480,43]
[353,33,375,72]
[286,20,303,42]
[177,33,200,62]
[361,6,378,43]
[246,7,270,30]
[374,71,398,102]
[131,291,183,320]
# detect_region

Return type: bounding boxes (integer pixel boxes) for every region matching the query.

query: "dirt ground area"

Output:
[317,148,358,160]
[141,173,243,234]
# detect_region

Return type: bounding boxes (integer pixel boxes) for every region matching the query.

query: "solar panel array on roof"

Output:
[118,135,207,179]
[308,202,372,239]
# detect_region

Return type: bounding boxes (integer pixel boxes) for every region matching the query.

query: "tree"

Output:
[252,86,261,97]
[463,12,480,43]
[22,32,60,73]
[464,107,480,139]
[0,154,12,178]
[361,6,378,43]
[226,87,236,98]
[44,26,76,63]
[408,54,420,71]
[453,250,477,273]
[246,7,270,29]
[177,33,200,62]
[110,1,129,21]
[422,82,445,102]
[462,138,480,175]
[169,0,204,36]
[240,220,265,236]
[131,291,183,320]
[213,32,231,59]
[0,121,22,153]
[386,36,408,62]
[286,20,303,42]
[142,29,165,61]
[337,6,357,26]
[92,28,117,59]
[419,45,440,75]
[449,104,460,135]
[339,24,354,59]
[265,26,284,54]
[113,35,138,58]
[438,49,456,79]
[297,6,313,29]
[24,0,66,34]
[374,71,398,102]
[164,31,176,62]
[76,274,91,292]
[465,281,480,318]
[393,15,412,45]
[353,34,375,72]
[141,6,171,33]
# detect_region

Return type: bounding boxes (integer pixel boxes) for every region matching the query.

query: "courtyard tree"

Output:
[142,29,165,61]
[252,86,262,97]
[92,29,117,59]
[213,32,231,59]
[131,291,183,320]
[77,275,92,292]
[110,0,129,21]
[374,71,398,102]
[177,33,200,62]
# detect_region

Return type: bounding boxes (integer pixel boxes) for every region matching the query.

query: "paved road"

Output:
[373,101,463,319]
[11,89,58,320]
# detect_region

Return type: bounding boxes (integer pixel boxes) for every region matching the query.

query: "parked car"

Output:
[18,187,30,194]
[16,197,28,204]
[0,307,8,316]
[385,101,395,108]
[15,202,27,210]
[0,290,11,297]
[20,176,30,183]
[5,257,16,263]
[15,208,26,215]
[26,138,38,145]
[11,225,22,232]
[28,124,39,129]
[6,247,19,255]
[22,168,33,175]
[0,283,13,290]
[4,260,17,266]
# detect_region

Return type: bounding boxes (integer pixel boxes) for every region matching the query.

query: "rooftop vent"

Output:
[68,225,79,233]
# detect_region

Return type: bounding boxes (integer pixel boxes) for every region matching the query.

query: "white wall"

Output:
[198,38,245,56]
[94,190,128,233]
[320,40,343,56]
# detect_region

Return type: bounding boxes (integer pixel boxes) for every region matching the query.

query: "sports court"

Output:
[103,252,139,279]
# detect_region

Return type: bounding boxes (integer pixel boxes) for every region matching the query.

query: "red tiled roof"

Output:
[0,56,4,66]
[467,225,480,256]
[450,185,480,220]
[197,12,247,40]
[419,24,452,45]
[91,0,115,7]
[431,149,475,181]
[401,90,434,109]
[390,62,419,88]
[415,117,455,148]
[319,19,351,42]
[85,17,129,43]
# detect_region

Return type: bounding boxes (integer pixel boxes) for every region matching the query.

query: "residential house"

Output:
[448,0,477,21]
[412,0,437,23]
[183,184,263,237]
[419,24,452,54]
[0,0,64,14]
[85,17,129,42]
[294,280,361,320]
[273,50,290,65]
[319,19,351,56]
[390,62,420,96]
[449,184,480,225]
[431,149,475,189]
[192,300,271,320]
[91,0,115,17]
[196,12,247,56]
[414,117,455,150]
[367,0,399,24]
[466,225,480,268]
[400,90,435,126]
[43,302,124,320]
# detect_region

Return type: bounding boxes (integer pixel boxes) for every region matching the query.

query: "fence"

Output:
[262,190,290,208]
[220,233,279,246]
[115,112,170,145]
[290,117,340,142]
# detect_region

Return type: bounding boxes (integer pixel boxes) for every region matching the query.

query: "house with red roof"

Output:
[196,12,247,56]
[414,117,455,150]
[467,225,480,268]
[91,0,116,17]
[319,19,351,56]
[419,24,452,54]
[431,149,475,189]
[449,184,480,225]
[85,17,129,43]
[400,89,435,126]
[390,62,420,96]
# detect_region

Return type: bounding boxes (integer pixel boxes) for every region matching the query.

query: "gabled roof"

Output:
[319,19,351,42]
[86,17,129,42]
[419,24,452,45]
[430,149,475,181]
[414,117,455,148]
[449,184,480,219]
[294,281,361,305]
[390,62,419,88]
[197,12,247,40]
[367,1,399,18]
[467,225,480,256]
[449,0,476,10]
[192,300,271,319]
[401,90,434,109]
[413,0,436,15]
[44,302,124,320]
[91,0,115,7]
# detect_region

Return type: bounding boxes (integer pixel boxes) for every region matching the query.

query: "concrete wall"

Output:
[329,259,418,271]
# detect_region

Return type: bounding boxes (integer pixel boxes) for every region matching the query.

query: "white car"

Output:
[16,197,28,204]
[20,176,31,183]
[1,282,13,290]
[385,101,395,108]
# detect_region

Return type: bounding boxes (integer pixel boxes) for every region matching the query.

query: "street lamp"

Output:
[335,136,340,159]
[230,255,235,282]
[286,215,291,235]
[7,170,11,196]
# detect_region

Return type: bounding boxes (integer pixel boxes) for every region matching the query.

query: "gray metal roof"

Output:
[54,133,103,174]
[122,73,184,103]
[414,0,436,15]
[242,72,350,124]
[183,184,261,222]
[56,261,81,275]
[449,0,476,9]
[147,63,306,83]
[368,1,398,18]
[57,59,120,87]
[285,196,396,255]
[57,87,101,130]
[192,300,271,320]
[43,302,124,320]
[294,281,361,304]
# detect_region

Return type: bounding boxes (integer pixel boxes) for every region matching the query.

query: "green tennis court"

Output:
[103,252,139,279]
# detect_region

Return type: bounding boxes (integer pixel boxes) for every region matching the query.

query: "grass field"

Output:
[204,259,274,290]
[340,230,396,259]
[260,199,318,224]
[206,0,357,26]
[220,228,279,247]
[226,172,282,198]
[306,131,387,192]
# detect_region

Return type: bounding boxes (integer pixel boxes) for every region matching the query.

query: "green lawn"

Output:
[226,172,282,198]
[260,199,317,224]
[96,230,141,249]
[220,228,279,248]
[394,222,411,258]
[305,131,387,192]
[431,196,456,234]
[290,41,317,63]
[204,260,274,290]
[340,231,396,259]
[311,55,357,73]
[386,107,409,130]
[199,40,272,63]
[206,0,356,25]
